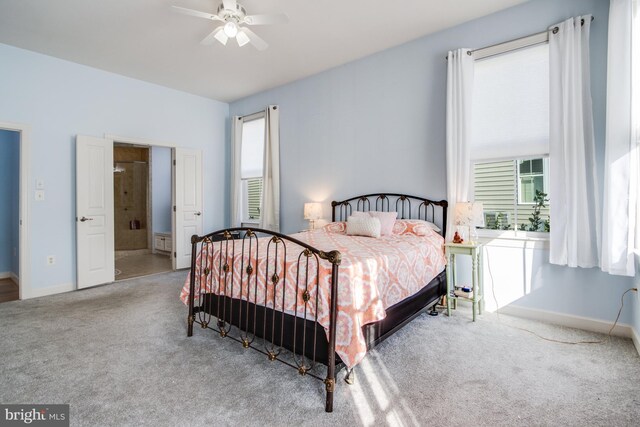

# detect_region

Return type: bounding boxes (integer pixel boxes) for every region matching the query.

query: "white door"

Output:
[174,148,203,269]
[76,135,114,288]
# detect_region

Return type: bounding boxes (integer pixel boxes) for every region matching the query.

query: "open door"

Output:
[76,135,115,289]
[174,148,203,269]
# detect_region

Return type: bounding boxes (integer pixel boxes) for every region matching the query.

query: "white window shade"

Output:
[241,117,265,179]
[471,44,549,161]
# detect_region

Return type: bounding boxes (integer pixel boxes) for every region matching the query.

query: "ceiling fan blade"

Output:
[172,6,221,21]
[243,13,289,26]
[239,27,268,51]
[222,0,237,11]
[201,26,227,46]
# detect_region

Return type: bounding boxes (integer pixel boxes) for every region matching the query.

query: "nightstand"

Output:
[444,242,484,321]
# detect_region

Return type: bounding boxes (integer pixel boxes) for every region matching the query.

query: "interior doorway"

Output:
[0,129,20,302]
[76,134,202,289]
[113,143,172,280]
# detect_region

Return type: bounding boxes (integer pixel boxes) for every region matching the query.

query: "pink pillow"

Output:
[392,219,439,236]
[367,211,398,236]
[323,221,346,234]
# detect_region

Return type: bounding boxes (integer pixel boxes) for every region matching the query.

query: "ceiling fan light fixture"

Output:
[214,28,229,45]
[236,30,250,47]
[223,21,238,38]
[173,1,284,50]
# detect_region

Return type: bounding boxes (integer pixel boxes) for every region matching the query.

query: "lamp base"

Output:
[468,225,479,245]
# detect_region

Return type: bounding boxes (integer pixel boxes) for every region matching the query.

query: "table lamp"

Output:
[303,202,322,230]
[454,201,484,243]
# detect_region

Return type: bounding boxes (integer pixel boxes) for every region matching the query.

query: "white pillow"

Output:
[346,216,381,238]
[350,211,397,235]
[351,211,369,217]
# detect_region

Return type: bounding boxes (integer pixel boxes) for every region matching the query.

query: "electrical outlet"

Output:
[35,190,45,201]
[46,255,55,266]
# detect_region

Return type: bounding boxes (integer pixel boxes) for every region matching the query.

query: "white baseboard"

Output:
[24,282,74,299]
[631,325,640,357]
[0,271,19,285]
[498,304,633,339]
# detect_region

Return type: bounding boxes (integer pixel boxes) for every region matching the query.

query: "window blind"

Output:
[471,43,549,161]
[241,117,265,179]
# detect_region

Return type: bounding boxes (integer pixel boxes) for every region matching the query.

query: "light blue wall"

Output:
[151,146,172,235]
[0,42,228,293]
[0,129,19,276]
[230,0,637,325]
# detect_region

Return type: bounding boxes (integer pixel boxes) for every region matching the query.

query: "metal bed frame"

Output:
[186,193,447,412]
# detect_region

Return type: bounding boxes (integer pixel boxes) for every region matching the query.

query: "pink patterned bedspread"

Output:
[180,224,445,368]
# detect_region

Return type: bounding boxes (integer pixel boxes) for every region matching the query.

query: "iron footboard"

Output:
[186,227,341,412]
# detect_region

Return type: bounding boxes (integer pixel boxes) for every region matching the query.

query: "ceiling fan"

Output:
[172,0,288,51]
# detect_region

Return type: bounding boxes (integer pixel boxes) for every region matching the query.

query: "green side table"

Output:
[445,242,484,321]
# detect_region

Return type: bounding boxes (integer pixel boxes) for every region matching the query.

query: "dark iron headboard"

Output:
[331,193,448,237]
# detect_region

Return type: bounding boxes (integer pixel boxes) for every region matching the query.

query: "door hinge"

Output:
[173,205,176,212]
[174,252,177,258]
[173,160,176,166]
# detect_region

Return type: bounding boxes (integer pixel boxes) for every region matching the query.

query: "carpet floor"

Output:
[0,271,638,426]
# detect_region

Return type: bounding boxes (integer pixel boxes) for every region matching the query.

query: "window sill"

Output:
[476,229,549,249]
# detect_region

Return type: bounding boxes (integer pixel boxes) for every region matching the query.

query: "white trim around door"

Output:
[0,121,31,300]
[104,134,179,270]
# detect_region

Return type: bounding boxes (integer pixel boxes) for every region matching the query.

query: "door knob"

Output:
[194,211,202,216]
[79,216,94,222]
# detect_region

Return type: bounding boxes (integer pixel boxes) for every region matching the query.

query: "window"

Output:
[517,158,548,204]
[474,158,549,232]
[471,44,550,234]
[240,114,265,223]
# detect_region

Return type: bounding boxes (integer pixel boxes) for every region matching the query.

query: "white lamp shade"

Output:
[214,28,229,45]
[303,203,322,220]
[454,202,484,227]
[236,30,250,47]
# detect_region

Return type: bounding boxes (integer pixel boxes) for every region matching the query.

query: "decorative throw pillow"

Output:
[367,211,398,236]
[393,219,441,236]
[346,216,381,238]
[323,221,347,234]
[351,211,370,217]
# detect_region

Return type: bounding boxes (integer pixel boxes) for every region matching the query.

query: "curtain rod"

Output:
[445,15,594,61]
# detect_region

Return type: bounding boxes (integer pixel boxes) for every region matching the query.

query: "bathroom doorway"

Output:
[0,129,20,302]
[113,143,172,280]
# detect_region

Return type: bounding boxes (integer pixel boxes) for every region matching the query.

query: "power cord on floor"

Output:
[485,247,637,345]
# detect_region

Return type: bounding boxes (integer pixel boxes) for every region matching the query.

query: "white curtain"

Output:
[259,105,280,232]
[230,115,244,227]
[548,15,600,268]
[445,49,474,241]
[602,0,639,276]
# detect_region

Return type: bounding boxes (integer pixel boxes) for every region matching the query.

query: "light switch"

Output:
[36,179,45,189]
[35,190,45,201]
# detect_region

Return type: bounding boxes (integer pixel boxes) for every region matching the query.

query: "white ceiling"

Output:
[0,0,527,103]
